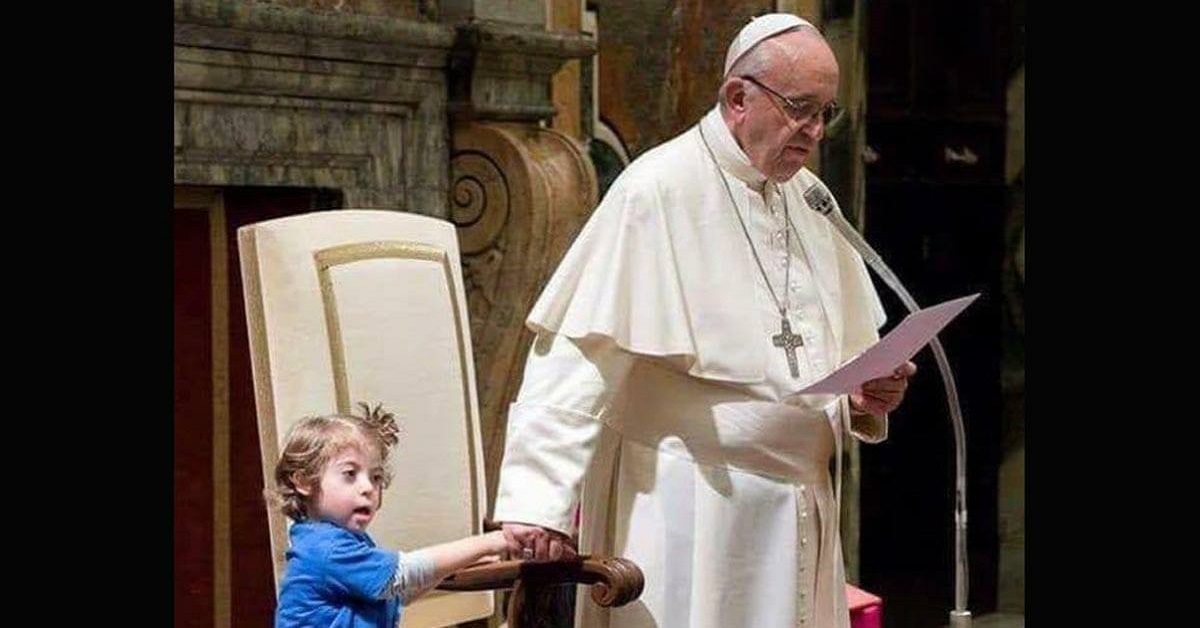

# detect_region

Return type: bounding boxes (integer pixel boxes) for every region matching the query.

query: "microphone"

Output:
[802,184,890,285]
[803,182,973,628]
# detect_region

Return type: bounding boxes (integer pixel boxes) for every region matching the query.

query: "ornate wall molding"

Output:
[449,20,597,122]
[174,0,454,214]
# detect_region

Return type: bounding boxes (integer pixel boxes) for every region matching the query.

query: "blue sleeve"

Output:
[321,531,399,600]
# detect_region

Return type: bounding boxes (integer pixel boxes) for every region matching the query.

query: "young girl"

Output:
[267,402,508,627]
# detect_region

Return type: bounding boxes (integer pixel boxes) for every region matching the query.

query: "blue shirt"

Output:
[276,520,401,628]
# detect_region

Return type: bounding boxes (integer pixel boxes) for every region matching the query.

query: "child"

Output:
[267,402,509,627]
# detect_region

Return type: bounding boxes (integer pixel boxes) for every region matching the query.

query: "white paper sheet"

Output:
[792,293,979,395]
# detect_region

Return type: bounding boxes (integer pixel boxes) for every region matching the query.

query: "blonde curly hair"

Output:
[265,402,401,522]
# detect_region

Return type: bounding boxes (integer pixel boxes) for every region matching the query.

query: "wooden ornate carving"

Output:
[449,121,598,506]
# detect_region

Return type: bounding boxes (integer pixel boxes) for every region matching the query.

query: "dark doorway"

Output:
[859,1,1018,626]
[174,186,342,627]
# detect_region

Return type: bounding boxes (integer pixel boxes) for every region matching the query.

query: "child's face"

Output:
[308,446,385,533]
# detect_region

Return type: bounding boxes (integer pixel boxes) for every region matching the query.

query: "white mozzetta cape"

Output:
[527,109,885,386]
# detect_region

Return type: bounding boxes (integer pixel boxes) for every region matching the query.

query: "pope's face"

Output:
[727,30,840,182]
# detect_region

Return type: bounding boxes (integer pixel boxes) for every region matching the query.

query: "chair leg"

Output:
[506,579,575,628]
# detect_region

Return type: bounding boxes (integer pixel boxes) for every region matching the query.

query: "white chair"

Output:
[238,209,641,627]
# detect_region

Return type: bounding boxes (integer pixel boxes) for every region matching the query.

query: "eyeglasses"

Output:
[740,75,843,128]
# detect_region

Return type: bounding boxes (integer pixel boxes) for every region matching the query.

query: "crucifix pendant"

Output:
[771,316,803,378]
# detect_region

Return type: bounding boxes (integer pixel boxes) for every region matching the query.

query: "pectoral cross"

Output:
[772,316,804,378]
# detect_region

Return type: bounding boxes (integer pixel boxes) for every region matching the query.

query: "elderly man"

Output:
[492,13,916,628]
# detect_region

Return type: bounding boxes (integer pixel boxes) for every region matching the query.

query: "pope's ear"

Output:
[721,77,750,114]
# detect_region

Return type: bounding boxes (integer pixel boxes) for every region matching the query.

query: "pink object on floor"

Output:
[847,584,883,628]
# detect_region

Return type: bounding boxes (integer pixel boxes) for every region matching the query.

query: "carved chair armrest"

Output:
[437,555,644,608]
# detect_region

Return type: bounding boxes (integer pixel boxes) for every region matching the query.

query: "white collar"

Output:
[699,106,770,191]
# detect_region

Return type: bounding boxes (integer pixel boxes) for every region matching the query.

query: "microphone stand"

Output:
[804,186,972,628]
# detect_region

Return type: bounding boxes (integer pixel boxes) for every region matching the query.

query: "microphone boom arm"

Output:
[804,185,972,628]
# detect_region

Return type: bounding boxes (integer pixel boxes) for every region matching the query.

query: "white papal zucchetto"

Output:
[723,13,815,77]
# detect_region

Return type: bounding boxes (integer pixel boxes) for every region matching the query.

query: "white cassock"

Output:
[493,106,890,628]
